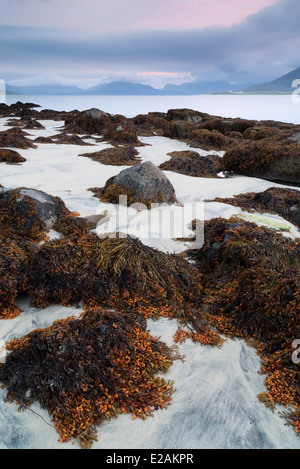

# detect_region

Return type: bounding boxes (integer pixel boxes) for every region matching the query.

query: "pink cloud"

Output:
[0,0,278,31]
[134,0,279,29]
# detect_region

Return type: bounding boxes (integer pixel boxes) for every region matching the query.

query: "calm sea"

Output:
[6,93,300,124]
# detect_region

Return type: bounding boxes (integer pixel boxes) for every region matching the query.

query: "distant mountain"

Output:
[241,67,300,94]
[6,84,84,95]
[86,81,159,95]
[161,80,251,95]
[5,79,254,96]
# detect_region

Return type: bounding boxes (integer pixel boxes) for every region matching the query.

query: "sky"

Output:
[0,0,299,89]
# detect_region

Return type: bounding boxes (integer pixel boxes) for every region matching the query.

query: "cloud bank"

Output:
[0,0,299,87]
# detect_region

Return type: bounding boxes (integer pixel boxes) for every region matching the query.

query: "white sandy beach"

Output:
[0,114,299,449]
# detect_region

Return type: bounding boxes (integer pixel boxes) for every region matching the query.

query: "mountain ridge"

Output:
[5,79,252,96]
[5,67,300,96]
[240,67,300,94]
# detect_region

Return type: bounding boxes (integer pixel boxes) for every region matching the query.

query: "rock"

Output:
[38,109,69,121]
[289,132,300,143]
[34,136,56,144]
[168,120,196,140]
[102,121,141,145]
[0,127,37,149]
[52,134,94,146]
[86,108,109,121]
[114,161,177,203]
[243,126,279,140]
[79,146,141,166]
[0,187,89,241]
[208,187,300,228]
[84,211,110,230]
[167,120,229,150]
[131,113,169,136]
[90,161,178,207]
[223,139,300,184]
[64,108,111,134]
[5,118,45,130]
[227,131,244,139]
[166,108,208,123]
[200,117,257,134]
[0,101,41,118]
[23,119,45,130]
[186,216,299,345]
[0,187,59,231]
[159,151,224,178]
[0,149,26,164]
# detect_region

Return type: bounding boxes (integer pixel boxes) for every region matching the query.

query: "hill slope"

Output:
[241,67,300,94]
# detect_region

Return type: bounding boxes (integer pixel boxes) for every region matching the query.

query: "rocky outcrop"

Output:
[243,126,279,140]
[0,127,37,149]
[0,187,61,235]
[90,161,177,208]
[102,121,141,145]
[0,187,89,241]
[0,149,26,164]
[186,216,300,429]
[79,146,141,166]
[208,187,300,228]
[166,108,208,124]
[34,133,94,146]
[64,108,111,134]
[5,118,45,130]
[131,113,169,136]
[167,120,230,150]
[0,101,40,118]
[159,151,224,178]
[200,117,257,135]
[223,139,300,185]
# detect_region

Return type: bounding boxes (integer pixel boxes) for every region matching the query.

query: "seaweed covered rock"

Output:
[200,117,257,135]
[190,129,230,150]
[102,121,141,145]
[0,223,36,319]
[38,109,70,121]
[64,108,111,135]
[49,133,94,146]
[168,120,229,150]
[79,146,141,166]
[0,308,177,447]
[186,217,300,432]
[0,127,37,149]
[0,187,89,242]
[223,139,300,184]
[243,126,279,140]
[0,149,26,164]
[187,217,299,343]
[167,120,197,140]
[90,161,178,208]
[166,108,208,124]
[5,118,45,130]
[29,233,200,312]
[0,101,40,118]
[159,151,224,178]
[227,131,244,139]
[29,233,221,346]
[34,136,56,144]
[131,113,169,136]
[209,187,300,228]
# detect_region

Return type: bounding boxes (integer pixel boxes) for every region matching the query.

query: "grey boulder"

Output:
[110,161,177,205]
